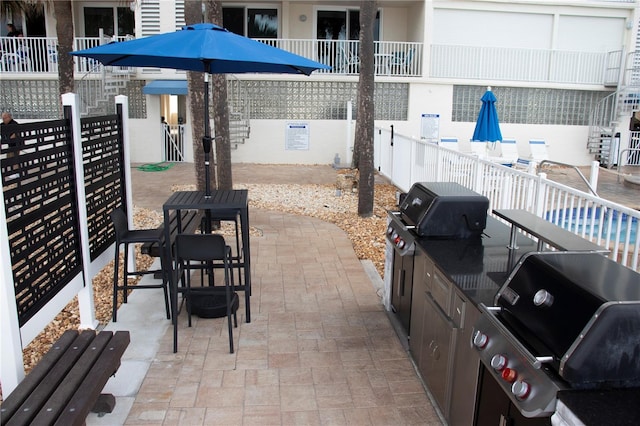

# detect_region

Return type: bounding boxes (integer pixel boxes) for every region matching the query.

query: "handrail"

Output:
[537,160,599,197]
[617,148,640,182]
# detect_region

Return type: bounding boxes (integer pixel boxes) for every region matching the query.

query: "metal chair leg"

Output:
[112,245,120,322]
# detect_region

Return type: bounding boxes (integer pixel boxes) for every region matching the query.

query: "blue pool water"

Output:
[545,207,638,242]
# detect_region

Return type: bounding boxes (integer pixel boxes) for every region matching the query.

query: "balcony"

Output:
[0,36,627,86]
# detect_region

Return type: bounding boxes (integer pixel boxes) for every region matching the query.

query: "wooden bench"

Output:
[140,210,203,258]
[493,209,609,253]
[0,330,130,426]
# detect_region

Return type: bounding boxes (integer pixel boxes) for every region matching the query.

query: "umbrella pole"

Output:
[203,72,212,199]
[202,71,213,238]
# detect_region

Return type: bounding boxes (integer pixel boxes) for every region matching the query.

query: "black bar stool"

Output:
[201,209,243,287]
[175,233,239,353]
[110,208,170,322]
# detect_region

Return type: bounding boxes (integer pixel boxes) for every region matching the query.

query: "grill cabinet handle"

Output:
[478,303,554,369]
[426,291,458,329]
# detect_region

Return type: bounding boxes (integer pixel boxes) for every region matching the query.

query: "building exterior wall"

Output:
[4,0,639,167]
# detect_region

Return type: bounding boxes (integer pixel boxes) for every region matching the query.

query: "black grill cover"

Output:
[496,252,640,388]
[399,182,489,238]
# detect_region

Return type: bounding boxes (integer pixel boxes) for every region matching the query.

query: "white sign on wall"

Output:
[421,113,440,142]
[285,122,310,150]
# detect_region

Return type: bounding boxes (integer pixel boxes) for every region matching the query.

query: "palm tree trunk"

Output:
[207,0,233,190]
[355,0,377,217]
[53,1,74,96]
[185,0,210,192]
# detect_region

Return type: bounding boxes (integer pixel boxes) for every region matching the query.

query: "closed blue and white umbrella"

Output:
[472,87,502,143]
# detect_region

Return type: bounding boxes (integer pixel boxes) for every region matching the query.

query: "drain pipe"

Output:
[538,160,599,197]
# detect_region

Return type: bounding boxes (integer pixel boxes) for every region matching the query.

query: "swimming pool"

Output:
[545,207,638,242]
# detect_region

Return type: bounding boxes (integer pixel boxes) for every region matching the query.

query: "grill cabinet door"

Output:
[409,249,433,364]
[420,270,456,419]
[391,252,414,332]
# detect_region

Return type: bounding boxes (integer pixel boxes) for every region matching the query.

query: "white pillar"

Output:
[0,175,24,395]
[63,92,99,330]
[346,99,353,165]
[116,96,136,273]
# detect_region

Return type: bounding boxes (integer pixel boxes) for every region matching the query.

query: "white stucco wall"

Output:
[231,119,353,165]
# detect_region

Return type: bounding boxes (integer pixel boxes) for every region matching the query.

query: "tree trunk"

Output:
[355,1,377,217]
[184,0,210,192]
[53,1,74,97]
[207,0,233,190]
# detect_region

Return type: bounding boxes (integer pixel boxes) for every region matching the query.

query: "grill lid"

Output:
[496,251,640,388]
[400,182,489,238]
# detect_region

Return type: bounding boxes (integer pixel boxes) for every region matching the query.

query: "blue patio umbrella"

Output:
[71,23,329,75]
[472,87,502,142]
[71,23,330,195]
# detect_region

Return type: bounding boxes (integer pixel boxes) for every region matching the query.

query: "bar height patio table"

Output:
[163,189,250,353]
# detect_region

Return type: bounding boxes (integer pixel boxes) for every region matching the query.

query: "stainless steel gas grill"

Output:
[472,251,640,422]
[386,181,489,333]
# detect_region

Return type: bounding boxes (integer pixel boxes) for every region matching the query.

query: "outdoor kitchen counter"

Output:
[416,216,538,307]
[409,216,539,424]
[554,388,640,425]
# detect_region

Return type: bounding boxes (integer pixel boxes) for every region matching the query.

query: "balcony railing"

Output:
[0,36,627,86]
[431,44,613,85]
[254,38,423,77]
[0,35,133,75]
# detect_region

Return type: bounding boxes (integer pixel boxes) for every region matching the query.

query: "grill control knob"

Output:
[512,380,531,399]
[387,226,394,235]
[490,354,508,371]
[397,240,406,249]
[501,368,517,383]
[392,232,399,240]
[472,330,488,349]
[533,289,554,308]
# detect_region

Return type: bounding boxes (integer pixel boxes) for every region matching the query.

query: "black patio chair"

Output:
[110,208,170,322]
[175,233,239,353]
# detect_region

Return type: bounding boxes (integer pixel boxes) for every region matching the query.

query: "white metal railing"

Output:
[1,35,629,86]
[621,50,640,87]
[254,38,423,77]
[431,44,610,84]
[0,36,135,74]
[163,124,185,161]
[0,36,58,73]
[375,127,640,272]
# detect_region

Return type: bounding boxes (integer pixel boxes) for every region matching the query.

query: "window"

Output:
[223,7,278,38]
[84,7,134,37]
[317,9,380,41]
[248,9,278,38]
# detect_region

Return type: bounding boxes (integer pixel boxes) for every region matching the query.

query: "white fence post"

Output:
[590,160,600,192]
[63,93,99,330]
[534,172,547,216]
[116,96,136,272]
[0,177,24,395]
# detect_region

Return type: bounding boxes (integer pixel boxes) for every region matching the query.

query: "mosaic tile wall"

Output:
[239,80,409,120]
[452,85,612,126]
[0,80,147,119]
[2,79,611,126]
[0,80,61,119]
